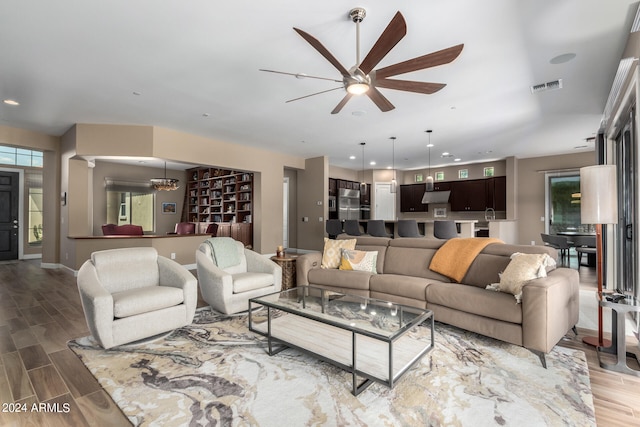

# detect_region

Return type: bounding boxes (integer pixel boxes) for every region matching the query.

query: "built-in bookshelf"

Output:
[186,167,253,245]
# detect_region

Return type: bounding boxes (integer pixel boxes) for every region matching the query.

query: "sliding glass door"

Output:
[614,109,637,296]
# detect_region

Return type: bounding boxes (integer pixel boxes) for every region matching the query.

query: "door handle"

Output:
[626,223,633,240]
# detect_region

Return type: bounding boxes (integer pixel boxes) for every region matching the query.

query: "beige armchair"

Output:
[196,238,282,314]
[77,247,197,349]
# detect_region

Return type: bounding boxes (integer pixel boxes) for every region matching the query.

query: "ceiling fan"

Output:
[260,8,464,114]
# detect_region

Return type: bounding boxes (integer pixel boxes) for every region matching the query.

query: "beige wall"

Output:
[516,151,596,246]
[91,160,188,236]
[64,124,306,265]
[297,156,328,251]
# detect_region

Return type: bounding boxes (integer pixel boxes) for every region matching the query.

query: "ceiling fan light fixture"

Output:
[346,81,370,95]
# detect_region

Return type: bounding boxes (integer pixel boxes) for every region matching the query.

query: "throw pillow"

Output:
[321,238,357,269]
[339,249,377,273]
[486,252,554,303]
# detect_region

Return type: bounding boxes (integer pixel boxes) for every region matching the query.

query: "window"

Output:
[27,173,43,246]
[0,145,43,168]
[547,173,593,234]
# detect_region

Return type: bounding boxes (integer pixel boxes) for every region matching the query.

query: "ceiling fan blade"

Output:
[259,69,342,82]
[331,93,353,114]
[375,44,464,79]
[366,87,395,112]
[285,87,344,103]
[358,11,407,75]
[375,78,446,94]
[293,28,351,77]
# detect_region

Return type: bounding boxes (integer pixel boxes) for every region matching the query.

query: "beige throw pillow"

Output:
[339,249,378,273]
[321,238,357,269]
[486,252,555,303]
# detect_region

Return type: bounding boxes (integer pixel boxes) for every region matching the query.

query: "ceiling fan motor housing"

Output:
[349,8,366,23]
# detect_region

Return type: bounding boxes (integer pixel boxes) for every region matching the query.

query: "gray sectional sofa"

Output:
[296,236,580,365]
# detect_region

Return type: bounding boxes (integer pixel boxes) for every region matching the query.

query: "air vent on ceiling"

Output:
[530,79,563,94]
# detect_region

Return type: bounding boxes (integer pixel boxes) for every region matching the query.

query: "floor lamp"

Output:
[580,165,618,348]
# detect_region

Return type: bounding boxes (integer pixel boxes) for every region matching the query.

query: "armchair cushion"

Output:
[112,286,185,318]
[233,272,278,293]
[92,247,160,293]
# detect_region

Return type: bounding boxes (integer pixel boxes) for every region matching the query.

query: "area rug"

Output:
[68,308,595,426]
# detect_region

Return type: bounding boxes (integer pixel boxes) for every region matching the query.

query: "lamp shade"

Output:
[580,165,618,225]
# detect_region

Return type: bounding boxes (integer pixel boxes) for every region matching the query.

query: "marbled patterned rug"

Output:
[69,308,595,427]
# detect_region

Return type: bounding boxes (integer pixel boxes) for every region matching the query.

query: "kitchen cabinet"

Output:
[487,176,507,211]
[450,179,488,211]
[400,184,427,212]
[433,182,451,191]
[450,176,507,212]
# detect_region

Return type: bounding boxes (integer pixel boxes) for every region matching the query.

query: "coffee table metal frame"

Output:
[248,285,434,395]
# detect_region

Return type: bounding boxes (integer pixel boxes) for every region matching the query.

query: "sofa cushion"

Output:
[339,249,378,273]
[486,253,555,302]
[355,245,387,274]
[427,282,522,324]
[321,238,357,269]
[369,274,431,302]
[92,247,160,293]
[308,268,372,291]
[112,285,184,318]
[383,246,451,282]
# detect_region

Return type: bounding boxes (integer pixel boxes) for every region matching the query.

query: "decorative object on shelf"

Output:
[580,164,618,348]
[390,136,397,193]
[161,202,177,214]
[276,245,285,258]
[151,162,179,191]
[425,130,434,191]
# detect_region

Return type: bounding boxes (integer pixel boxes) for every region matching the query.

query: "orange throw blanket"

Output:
[429,237,503,283]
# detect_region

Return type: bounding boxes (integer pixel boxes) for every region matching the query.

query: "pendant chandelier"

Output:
[425,130,434,192]
[151,162,179,191]
[390,136,397,193]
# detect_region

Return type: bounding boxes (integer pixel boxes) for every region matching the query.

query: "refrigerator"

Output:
[338,188,361,220]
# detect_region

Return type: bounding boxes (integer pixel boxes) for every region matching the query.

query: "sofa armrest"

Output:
[157,256,198,321]
[296,252,322,286]
[244,249,282,292]
[521,267,579,353]
[77,260,115,348]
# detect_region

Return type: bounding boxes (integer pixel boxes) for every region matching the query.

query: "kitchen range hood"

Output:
[421,190,451,204]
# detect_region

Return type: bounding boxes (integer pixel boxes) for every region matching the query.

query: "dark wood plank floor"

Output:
[0,257,638,426]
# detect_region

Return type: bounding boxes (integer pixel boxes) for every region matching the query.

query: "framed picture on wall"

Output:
[161,202,177,214]
[433,207,447,218]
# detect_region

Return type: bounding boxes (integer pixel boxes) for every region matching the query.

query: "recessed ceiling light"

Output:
[369,161,376,166]
[3,99,19,106]
[454,158,461,162]
[426,143,434,148]
[550,53,576,64]
[202,113,210,117]
[132,91,142,96]
[442,152,450,156]
[349,155,356,160]
[352,110,366,117]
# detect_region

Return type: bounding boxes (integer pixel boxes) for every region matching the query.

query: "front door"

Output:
[0,172,19,261]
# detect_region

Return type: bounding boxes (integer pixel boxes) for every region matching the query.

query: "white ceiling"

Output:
[0,1,637,171]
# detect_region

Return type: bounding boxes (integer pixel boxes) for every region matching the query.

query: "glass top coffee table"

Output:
[248,285,434,395]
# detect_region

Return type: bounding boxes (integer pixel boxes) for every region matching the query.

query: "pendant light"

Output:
[360,142,366,186]
[150,162,180,191]
[390,136,397,193]
[425,130,434,192]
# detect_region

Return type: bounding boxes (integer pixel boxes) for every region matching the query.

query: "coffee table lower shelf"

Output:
[250,312,434,395]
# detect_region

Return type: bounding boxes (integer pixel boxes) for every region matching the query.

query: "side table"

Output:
[596,291,640,376]
[270,255,298,290]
